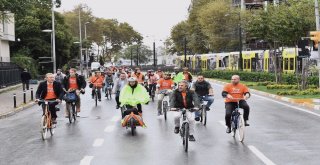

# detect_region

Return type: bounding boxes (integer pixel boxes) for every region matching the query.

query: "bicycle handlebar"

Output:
[37,100,59,105]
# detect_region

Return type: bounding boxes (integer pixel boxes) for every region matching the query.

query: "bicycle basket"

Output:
[64,92,77,102]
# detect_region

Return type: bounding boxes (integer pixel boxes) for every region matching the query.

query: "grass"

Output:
[211,78,319,100]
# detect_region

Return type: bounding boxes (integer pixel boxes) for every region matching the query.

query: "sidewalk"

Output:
[209,79,320,111]
[0,83,38,119]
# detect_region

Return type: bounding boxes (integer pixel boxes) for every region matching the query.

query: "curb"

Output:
[209,79,320,111]
[0,84,22,94]
[0,101,36,119]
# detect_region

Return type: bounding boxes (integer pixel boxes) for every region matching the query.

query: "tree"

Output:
[122,45,152,65]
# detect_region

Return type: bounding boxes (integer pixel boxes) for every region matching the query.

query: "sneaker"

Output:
[205,107,210,111]
[105,94,108,97]
[174,127,179,134]
[226,127,231,134]
[98,99,101,102]
[157,110,162,116]
[116,105,120,109]
[189,135,196,141]
[245,120,250,126]
[195,117,200,121]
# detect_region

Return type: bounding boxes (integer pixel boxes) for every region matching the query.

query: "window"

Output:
[284,58,289,70]
[289,58,294,70]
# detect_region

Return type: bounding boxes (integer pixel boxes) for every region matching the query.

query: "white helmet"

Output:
[128,77,137,82]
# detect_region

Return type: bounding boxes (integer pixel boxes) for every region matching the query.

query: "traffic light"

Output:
[310,31,320,50]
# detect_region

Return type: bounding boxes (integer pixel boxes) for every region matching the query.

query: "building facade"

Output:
[0,13,15,62]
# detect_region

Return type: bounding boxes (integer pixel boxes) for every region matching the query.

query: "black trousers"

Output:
[92,87,101,100]
[42,102,58,119]
[115,91,120,106]
[225,100,250,128]
[22,81,29,90]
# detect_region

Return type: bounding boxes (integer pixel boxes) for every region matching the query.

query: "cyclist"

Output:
[131,68,145,85]
[113,72,128,109]
[156,68,164,79]
[104,70,114,97]
[222,75,250,134]
[172,67,180,82]
[36,73,63,124]
[190,75,214,121]
[119,77,150,117]
[156,72,174,115]
[174,67,193,84]
[62,68,86,117]
[90,70,104,101]
[170,80,200,141]
[147,70,159,97]
[54,69,65,84]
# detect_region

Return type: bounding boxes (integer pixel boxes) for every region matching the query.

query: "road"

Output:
[0,82,319,165]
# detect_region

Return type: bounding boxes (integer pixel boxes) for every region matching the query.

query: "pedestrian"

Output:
[21,68,31,91]
[54,69,65,84]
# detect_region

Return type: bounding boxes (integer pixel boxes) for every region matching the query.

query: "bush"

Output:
[276,89,320,96]
[267,85,298,89]
[11,55,38,78]
[201,70,319,86]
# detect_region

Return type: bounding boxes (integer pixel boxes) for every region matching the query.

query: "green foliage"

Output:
[11,54,38,78]
[277,89,320,96]
[121,45,152,64]
[201,70,319,86]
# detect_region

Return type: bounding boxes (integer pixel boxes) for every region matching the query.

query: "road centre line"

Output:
[213,83,320,118]
[104,125,115,133]
[80,156,94,165]
[248,145,276,165]
[92,138,104,147]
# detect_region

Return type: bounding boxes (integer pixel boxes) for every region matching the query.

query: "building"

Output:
[0,13,15,62]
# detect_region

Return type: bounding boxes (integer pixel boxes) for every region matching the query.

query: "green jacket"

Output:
[119,84,150,106]
[173,72,193,83]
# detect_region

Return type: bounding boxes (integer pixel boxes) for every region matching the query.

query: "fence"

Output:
[0,62,21,88]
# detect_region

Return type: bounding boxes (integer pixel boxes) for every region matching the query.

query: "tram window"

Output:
[284,58,289,70]
[289,58,294,70]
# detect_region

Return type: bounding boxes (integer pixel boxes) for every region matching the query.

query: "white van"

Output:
[90,62,101,71]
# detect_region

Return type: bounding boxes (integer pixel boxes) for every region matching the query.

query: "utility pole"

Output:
[153,42,156,69]
[137,45,139,66]
[315,0,320,88]
[51,0,56,73]
[184,37,187,67]
[238,13,243,71]
[78,5,83,75]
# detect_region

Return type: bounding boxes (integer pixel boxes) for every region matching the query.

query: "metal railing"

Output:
[0,62,21,88]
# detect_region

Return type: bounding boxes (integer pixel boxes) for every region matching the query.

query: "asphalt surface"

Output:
[0,83,320,165]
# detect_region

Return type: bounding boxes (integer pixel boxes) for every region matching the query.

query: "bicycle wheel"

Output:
[237,115,245,142]
[95,91,98,107]
[109,89,112,99]
[203,107,207,126]
[163,101,168,120]
[130,118,135,136]
[184,123,189,152]
[200,105,204,122]
[68,103,73,123]
[72,104,77,121]
[41,115,48,140]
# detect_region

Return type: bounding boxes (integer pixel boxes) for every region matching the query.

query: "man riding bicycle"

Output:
[62,68,86,117]
[104,70,114,97]
[146,70,159,97]
[156,72,174,116]
[119,77,150,117]
[90,70,104,101]
[191,75,214,121]
[36,73,63,124]
[131,68,145,85]
[170,81,200,141]
[222,75,250,134]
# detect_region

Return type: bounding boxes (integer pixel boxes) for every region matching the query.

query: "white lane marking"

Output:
[214,83,320,118]
[111,116,121,122]
[248,145,276,165]
[80,156,94,165]
[92,138,104,147]
[104,125,115,133]
[219,120,226,127]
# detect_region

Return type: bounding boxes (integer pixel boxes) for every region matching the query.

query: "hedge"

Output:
[277,89,320,96]
[201,70,319,86]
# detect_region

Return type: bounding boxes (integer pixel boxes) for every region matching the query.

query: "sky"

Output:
[57,0,191,47]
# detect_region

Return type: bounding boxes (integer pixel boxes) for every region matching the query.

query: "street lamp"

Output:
[84,22,90,78]
[78,5,87,75]
[225,12,243,70]
[42,29,53,67]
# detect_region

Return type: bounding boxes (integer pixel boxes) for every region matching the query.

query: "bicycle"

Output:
[121,105,145,136]
[38,100,58,140]
[105,82,113,100]
[64,91,78,123]
[171,108,198,152]
[150,84,156,102]
[230,99,245,142]
[159,90,170,120]
[92,85,99,107]
[199,96,208,126]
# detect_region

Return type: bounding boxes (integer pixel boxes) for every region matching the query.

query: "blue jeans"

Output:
[195,95,214,118]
